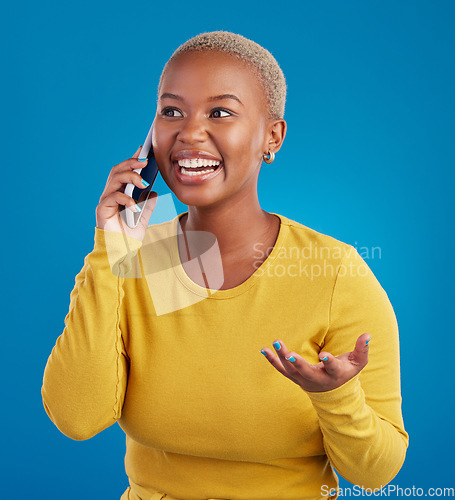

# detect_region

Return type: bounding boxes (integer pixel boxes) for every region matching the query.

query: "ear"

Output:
[264,119,287,155]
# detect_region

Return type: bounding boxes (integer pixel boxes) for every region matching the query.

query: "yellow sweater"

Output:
[41,213,408,500]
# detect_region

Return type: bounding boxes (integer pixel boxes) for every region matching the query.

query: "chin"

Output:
[172,188,223,209]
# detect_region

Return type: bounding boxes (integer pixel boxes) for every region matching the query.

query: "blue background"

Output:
[2,0,454,497]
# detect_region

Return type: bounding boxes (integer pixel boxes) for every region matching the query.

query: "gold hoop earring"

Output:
[263,150,275,164]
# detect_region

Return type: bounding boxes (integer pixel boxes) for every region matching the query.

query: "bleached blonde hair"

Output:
[158,31,287,119]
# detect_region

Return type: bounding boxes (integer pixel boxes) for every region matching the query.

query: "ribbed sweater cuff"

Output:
[306,375,364,416]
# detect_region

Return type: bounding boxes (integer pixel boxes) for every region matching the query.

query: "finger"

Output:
[318,351,342,376]
[102,190,142,214]
[272,340,316,379]
[109,170,150,195]
[260,348,298,382]
[132,145,143,158]
[106,151,149,184]
[113,156,149,175]
[348,333,371,368]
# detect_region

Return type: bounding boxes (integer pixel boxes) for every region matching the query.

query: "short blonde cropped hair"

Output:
[158,31,287,120]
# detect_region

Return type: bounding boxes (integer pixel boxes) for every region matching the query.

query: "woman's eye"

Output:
[161,108,183,118]
[211,109,231,118]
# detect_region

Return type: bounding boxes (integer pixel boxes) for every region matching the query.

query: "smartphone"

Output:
[121,121,159,228]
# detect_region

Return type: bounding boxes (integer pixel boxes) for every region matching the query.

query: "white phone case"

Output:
[123,122,154,228]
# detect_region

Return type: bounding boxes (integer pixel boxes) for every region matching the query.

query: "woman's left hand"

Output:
[260,333,371,393]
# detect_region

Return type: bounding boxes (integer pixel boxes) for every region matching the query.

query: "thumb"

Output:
[348,333,371,368]
[137,191,158,225]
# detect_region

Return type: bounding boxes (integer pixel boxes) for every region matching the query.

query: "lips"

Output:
[172,150,222,162]
[173,161,224,185]
[171,149,224,185]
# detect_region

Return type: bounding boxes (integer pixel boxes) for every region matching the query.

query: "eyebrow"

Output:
[160,92,244,106]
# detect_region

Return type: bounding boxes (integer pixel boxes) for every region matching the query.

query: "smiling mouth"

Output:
[177,158,222,176]
[173,158,224,184]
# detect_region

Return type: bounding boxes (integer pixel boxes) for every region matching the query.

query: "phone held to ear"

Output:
[121,122,159,229]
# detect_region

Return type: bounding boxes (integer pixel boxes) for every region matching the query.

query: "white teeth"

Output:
[180,167,217,176]
[177,158,221,168]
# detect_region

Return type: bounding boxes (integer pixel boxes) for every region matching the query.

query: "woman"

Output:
[42,31,408,500]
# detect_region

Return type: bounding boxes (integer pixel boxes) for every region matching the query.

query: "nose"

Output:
[176,114,208,145]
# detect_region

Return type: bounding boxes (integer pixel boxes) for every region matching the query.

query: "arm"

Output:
[41,228,142,440]
[262,247,408,489]
[308,247,408,488]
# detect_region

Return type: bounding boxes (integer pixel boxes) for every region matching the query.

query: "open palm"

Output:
[261,333,371,393]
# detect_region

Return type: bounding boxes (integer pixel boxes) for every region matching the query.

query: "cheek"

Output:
[154,124,172,145]
[219,122,263,157]
[153,126,174,162]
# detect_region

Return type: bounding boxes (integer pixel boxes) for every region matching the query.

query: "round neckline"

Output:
[170,212,290,299]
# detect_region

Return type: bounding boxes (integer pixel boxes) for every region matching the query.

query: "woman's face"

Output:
[153,50,283,209]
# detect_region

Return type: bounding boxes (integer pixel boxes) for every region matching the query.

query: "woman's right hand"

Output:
[96,145,158,242]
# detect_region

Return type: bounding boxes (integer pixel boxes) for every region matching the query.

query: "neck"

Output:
[180,192,278,259]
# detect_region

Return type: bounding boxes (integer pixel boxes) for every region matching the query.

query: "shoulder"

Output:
[274,213,355,264]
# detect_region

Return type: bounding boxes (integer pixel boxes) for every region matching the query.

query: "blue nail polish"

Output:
[138,158,148,162]
[260,350,267,357]
[273,341,281,351]
[141,179,150,187]
[286,356,296,362]
[366,339,370,345]
[135,204,142,212]
[321,356,328,362]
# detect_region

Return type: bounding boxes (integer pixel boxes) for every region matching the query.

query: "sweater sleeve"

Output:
[306,246,409,489]
[41,227,142,441]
